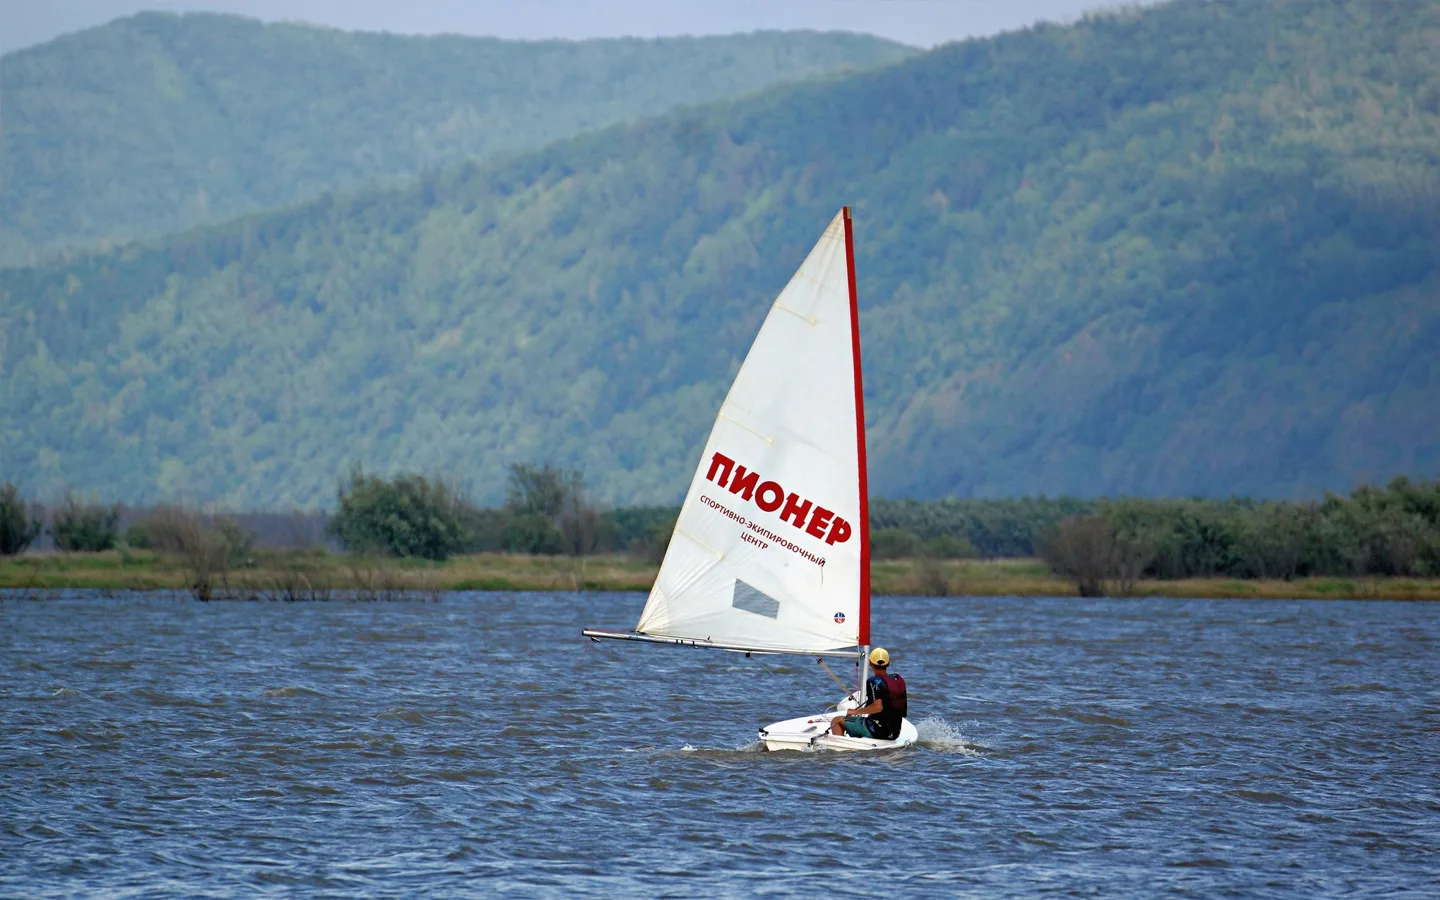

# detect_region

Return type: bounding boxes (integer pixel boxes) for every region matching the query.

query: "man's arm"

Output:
[847,699,883,716]
[847,678,886,717]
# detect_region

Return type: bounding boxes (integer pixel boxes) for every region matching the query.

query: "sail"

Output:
[635,208,870,653]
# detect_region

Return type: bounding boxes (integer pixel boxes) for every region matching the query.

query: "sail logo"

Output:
[704,452,853,546]
[834,612,846,624]
[700,496,828,567]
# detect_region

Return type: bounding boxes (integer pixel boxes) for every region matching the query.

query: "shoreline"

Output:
[1,551,1436,600]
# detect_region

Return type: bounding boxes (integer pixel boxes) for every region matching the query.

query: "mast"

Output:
[843,206,870,647]
[859,645,870,705]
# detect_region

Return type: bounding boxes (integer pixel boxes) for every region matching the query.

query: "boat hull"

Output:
[759,712,918,752]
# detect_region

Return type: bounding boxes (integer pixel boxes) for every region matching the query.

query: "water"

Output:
[2,592,1437,897]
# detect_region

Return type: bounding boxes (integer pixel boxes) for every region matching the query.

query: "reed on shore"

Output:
[2,550,1436,601]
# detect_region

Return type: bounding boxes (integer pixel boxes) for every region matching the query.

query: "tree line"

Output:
[1036,478,1440,596]
[5,474,1437,589]
[0,465,675,562]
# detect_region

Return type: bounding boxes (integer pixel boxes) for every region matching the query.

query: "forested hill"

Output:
[0,13,912,265]
[3,0,1438,508]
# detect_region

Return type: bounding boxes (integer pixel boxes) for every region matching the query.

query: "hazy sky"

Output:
[1,0,1128,55]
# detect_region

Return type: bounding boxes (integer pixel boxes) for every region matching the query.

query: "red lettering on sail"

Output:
[779,493,812,529]
[754,481,784,513]
[699,453,848,555]
[805,506,834,539]
[706,452,734,487]
[728,467,758,501]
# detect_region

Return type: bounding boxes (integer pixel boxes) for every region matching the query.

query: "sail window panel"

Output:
[732,580,781,619]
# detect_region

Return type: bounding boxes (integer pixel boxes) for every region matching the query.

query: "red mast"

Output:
[842,206,870,646]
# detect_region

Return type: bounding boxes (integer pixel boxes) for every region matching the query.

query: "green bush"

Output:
[0,483,42,555]
[870,527,920,560]
[328,468,478,561]
[920,534,977,559]
[607,506,679,556]
[49,493,120,552]
[123,521,154,550]
[501,511,566,555]
[499,463,606,556]
[1036,515,1115,597]
[870,498,1095,557]
[1080,477,1440,581]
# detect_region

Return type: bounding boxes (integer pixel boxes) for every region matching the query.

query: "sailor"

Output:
[829,647,907,740]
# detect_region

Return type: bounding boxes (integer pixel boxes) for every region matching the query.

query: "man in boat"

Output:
[829,647,907,740]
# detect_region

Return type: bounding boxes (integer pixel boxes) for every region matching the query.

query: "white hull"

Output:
[759,695,917,752]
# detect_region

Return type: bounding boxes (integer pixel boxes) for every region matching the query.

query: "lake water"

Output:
[2,592,1437,897]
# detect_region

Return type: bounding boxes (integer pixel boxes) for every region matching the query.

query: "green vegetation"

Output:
[329,467,479,560]
[2,0,1437,509]
[869,527,976,560]
[47,493,120,552]
[5,475,1436,600]
[121,505,256,600]
[499,463,595,555]
[872,498,1095,557]
[0,12,912,264]
[4,550,1437,601]
[0,483,42,555]
[326,464,626,559]
[1036,477,1440,595]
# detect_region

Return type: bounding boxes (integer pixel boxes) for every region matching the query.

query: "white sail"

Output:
[634,208,870,653]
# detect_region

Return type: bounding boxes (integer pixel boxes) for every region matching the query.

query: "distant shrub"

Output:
[870,527,920,559]
[869,528,974,560]
[870,497,1096,558]
[500,463,607,557]
[0,483,42,555]
[915,556,950,596]
[49,492,120,552]
[921,534,977,559]
[133,504,255,601]
[1038,514,1154,597]
[501,511,567,555]
[123,521,154,550]
[329,467,477,561]
[1037,515,1116,597]
[629,512,677,564]
[1086,478,1440,581]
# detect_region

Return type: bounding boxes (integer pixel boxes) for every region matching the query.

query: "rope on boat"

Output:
[817,658,850,695]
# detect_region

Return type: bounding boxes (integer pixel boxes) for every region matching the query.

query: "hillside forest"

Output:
[0,12,911,264]
[1,1,1436,515]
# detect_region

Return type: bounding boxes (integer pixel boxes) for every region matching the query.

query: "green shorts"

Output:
[841,715,879,739]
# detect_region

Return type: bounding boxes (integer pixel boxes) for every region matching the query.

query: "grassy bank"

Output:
[1,551,1437,600]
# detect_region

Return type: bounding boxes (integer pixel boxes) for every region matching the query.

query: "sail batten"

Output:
[633,209,868,653]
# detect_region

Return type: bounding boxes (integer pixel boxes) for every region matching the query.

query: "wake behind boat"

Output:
[584,207,915,752]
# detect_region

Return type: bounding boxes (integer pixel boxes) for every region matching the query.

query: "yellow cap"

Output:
[869,647,890,667]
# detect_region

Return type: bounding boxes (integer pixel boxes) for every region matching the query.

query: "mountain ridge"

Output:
[0,11,914,265]
[2,0,1436,508]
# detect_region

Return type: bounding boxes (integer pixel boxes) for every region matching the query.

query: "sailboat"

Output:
[584,207,917,751]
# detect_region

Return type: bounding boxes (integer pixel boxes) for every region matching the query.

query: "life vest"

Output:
[873,671,908,719]
[864,671,907,740]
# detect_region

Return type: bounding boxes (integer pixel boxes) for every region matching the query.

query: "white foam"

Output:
[914,716,986,755]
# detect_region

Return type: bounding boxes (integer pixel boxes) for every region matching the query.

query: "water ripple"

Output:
[1,592,1436,897]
